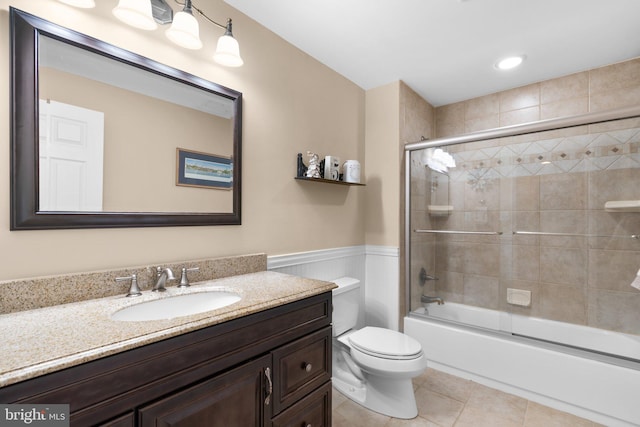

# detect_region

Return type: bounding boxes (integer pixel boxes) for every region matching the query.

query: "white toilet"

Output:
[331,277,428,419]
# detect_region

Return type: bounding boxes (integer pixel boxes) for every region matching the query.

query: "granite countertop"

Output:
[0,271,336,388]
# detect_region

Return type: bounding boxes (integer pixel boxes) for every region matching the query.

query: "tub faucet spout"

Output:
[421,295,444,305]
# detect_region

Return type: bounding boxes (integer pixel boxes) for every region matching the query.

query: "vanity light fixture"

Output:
[495,55,525,70]
[212,19,243,67]
[111,0,244,67]
[57,0,96,7]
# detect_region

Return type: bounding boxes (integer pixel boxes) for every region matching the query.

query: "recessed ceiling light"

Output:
[495,55,525,70]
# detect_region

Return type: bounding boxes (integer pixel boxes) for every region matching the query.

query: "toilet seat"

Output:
[348,327,423,360]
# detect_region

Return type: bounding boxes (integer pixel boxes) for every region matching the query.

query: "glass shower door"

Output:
[407,116,640,361]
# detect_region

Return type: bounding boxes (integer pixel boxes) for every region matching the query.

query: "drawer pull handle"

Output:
[264,367,273,406]
[302,424,311,427]
[302,362,312,373]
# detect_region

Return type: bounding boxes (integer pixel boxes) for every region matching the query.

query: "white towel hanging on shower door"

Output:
[631,268,640,291]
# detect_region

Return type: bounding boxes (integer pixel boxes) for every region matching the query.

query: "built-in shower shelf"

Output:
[605,200,640,212]
[428,205,453,216]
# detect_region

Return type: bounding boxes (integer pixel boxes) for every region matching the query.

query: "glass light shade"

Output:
[57,0,96,8]
[112,0,157,31]
[213,35,244,67]
[166,11,203,50]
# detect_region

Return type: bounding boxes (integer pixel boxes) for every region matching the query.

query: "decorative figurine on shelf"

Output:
[296,153,307,177]
[305,151,321,178]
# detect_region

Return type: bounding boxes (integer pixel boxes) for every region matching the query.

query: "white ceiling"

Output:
[225,0,640,106]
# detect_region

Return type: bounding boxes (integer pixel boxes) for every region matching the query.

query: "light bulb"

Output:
[213,19,243,67]
[112,0,157,31]
[495,55,525,70]
[166,10,203,50]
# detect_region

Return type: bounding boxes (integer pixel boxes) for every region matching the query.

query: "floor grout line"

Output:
[332,368,602,427]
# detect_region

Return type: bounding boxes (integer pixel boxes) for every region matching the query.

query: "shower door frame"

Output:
[404,104,640,320]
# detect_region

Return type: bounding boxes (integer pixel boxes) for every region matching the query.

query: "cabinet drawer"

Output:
[272,326,332,414]
[272,381,331,427]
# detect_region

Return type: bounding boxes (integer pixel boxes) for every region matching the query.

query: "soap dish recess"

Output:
[507,288,531,307]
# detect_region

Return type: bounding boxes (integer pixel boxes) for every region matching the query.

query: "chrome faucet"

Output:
[153,267,175,292]
[421,295,445,305]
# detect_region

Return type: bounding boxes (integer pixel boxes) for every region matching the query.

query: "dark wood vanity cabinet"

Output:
[0,292,332,427]
[138,355,270,427]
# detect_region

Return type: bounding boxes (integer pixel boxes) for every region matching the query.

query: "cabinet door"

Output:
[98,412,134,427]
[139,355,271,427]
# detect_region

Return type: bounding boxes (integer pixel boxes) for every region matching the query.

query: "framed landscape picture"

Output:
[176,148,233,190]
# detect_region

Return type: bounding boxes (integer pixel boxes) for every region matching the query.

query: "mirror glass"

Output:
[11,8,242,229]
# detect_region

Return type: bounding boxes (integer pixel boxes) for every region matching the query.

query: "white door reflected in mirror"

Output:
[39,99,104,211]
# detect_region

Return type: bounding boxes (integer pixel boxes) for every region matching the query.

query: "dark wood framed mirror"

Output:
[10,7,242,230]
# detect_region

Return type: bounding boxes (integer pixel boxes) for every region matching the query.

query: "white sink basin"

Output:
[111,291,241,321]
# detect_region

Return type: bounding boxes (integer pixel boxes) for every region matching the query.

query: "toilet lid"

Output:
[348,327,423,360]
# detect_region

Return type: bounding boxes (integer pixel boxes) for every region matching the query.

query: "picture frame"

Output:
[176,148,233,190]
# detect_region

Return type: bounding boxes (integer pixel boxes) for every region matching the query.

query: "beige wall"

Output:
[363,81,436,248]
[364,82,400,246]
[40,68,233,212]
[0,0,365,280]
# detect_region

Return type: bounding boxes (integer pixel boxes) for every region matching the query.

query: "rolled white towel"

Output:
[631,268,640,291]
[605,200,640,212]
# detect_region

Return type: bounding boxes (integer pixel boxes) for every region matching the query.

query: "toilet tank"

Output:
[331,277,360,336]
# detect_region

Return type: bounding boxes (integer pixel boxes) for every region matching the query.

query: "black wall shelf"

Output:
[295,177,365,186]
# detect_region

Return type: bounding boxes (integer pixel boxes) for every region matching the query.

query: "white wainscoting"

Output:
[267,245,399,330]
[364,246,400,331]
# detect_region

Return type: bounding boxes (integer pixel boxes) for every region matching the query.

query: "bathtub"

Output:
[405,303,640,426]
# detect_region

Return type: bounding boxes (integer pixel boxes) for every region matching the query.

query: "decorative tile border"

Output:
[413,127,640,186]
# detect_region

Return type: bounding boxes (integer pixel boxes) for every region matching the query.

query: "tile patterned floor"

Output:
[332,368,603,427]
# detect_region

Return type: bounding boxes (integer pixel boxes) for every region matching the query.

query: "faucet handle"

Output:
[178,267,200,288]
[116,274,142,297]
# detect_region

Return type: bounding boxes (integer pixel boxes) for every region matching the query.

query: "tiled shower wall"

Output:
[410,57,640,335]
[435,58,640,137]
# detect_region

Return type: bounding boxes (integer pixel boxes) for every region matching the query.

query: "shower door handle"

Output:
[414,229,502,235]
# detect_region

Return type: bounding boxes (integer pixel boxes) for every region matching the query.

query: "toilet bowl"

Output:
[331,277,427,419]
